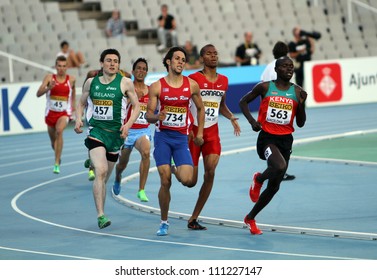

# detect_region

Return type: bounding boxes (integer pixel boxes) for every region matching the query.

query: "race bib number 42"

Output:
[93,99,113,120]
[203,101,219,122]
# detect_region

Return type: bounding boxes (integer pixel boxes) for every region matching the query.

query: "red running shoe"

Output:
[244,215,263,235]
[249,172,263,203]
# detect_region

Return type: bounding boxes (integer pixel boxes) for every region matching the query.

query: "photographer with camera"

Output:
[288,26,321,87]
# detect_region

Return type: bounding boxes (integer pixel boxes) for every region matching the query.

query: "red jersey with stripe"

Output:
[188,71,228,129]
[45,74,73,117]
[258,81,299,135]
[125,86,150,129]
[156,76,191,135]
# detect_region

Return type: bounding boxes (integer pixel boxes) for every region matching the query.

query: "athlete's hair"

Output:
[60,41,69,49]
[99,48,121,63]
[199,44,215,57]
[132,57,148,71]
[55,55,67,65]
[163,46,187,71]
[272,41,289,59]
[275,56,292,68]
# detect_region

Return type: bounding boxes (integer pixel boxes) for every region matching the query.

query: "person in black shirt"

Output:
[157,4,178,51]
[288,26,321,87]
[235,32,262,66]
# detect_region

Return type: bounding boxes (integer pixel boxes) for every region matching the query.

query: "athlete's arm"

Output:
[239,82,267,132]
[295,86,307,128]
[36,74,54,97]
[220,93,241,136]
[146,81,166,124]
[121,77,140,138]
[70,76,76,116]
[74,78,92,134]
[190,79,204,146]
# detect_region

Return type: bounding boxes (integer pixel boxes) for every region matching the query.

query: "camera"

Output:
[299,30,321,40]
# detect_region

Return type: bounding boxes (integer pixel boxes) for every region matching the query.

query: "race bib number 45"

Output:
[93,99,113,120]
[49,96,68,112]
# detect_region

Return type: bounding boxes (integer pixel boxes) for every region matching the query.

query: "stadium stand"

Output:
[1,0,377,84]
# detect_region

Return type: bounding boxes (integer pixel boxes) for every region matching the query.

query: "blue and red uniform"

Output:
[153,77,193,167]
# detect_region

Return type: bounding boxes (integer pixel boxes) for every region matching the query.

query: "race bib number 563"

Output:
[266,100,293,125]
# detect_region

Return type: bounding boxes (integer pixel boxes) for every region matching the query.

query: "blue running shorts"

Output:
[123,127,151,149]
[153,130,193,167]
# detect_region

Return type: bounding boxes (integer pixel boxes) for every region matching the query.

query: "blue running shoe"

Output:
[113,181,121,195]
[156,222,169,236]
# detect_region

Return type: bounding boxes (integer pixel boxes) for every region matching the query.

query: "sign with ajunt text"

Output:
[304,56,377,107]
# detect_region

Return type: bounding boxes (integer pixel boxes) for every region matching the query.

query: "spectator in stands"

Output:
[56,41,86,68]
[105,9,126,38]
[235,32,262,66]
[156,4,178,51]
[183,40,201,70]
[288,26,321,87]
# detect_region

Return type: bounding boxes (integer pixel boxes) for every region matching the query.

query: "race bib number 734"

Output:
[162,105,187,127]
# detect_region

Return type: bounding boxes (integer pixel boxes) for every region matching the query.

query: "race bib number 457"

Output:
[93,99,113,120]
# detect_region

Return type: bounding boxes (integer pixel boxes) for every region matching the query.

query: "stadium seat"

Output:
[43,2,60,14]
[0,0,11,6]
